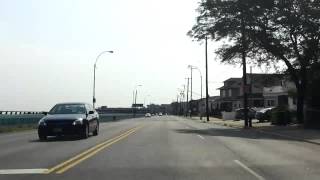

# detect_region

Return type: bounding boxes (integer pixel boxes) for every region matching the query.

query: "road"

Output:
[1,116,320,180]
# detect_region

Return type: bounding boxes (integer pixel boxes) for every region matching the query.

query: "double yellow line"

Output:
[45,125,143,174]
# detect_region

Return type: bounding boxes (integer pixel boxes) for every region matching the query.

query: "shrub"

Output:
[271,106,292,125]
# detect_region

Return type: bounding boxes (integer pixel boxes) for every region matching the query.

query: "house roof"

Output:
[217,73,283,90]
[218,78,242,90]
[224,77,242,82]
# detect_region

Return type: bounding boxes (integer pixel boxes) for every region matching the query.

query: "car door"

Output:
[90,104,99,129]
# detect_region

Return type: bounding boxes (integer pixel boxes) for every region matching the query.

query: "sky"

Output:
[0,0,269,111]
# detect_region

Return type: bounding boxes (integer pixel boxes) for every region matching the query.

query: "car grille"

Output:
[46,120,73,127]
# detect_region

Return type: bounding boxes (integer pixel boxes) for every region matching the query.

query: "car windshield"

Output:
[49,104,86,114]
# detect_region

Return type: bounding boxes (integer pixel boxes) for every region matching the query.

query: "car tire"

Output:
[38,133,47,141]
[82,124,89,139]
[93,124,99,136]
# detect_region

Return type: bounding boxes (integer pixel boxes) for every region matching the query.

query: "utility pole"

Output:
[181,84,186,115]
[205,36,210,122]
[241,16,249,128]
[134,89,138,118]
[176,94,179,115]
[249,66,253,127]
[190,68,193,101]
[179,91,183,115]
[186,78,190,117]
[132,90,135,117]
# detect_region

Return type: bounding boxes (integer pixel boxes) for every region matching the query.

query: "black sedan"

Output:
[235,108,256,120]
[255,107,275,122]
[38,103,99,140]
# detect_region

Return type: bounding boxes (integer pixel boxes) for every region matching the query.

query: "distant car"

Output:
[235,108,256,120]
[255,107,275,122]
[145,113,151,117]
[38,103,99,140]
[158,112,163,116]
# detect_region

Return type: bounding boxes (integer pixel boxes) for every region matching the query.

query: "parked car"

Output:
[235,108,256,120]
[145,113,151,117]
[158,112,163,116]
[38,102,99,140]
[255,107,275,122]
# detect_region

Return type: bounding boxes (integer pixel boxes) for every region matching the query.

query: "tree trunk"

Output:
[296,86,305,124]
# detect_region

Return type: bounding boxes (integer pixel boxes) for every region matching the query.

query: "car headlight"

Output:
[38,119,47,126]
[72,118,83,125]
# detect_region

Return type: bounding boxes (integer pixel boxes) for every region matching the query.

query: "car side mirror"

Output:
[88,111,94,114]
[42,111,48,115]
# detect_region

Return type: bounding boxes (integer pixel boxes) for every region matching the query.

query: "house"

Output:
[217,73,283,111]
[198,96,220,116]
[217,78,242,111]
[263,80,297,111]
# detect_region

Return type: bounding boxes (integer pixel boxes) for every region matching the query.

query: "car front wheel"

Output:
[82,124,89,139]
[38,133,47,141]
[93,124,99,136]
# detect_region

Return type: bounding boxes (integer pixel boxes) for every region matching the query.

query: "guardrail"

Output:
[0,113,145,126]
[0,114,44,125]
[0,111,43,115]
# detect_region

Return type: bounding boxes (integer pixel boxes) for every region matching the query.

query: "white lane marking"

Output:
[0,169,48,175]
[197,135,205,140]
[234,160,265,180]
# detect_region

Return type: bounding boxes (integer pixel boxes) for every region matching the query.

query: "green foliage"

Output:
[189,0,320,70]
[271,106,292,125]
[189,0,320,123]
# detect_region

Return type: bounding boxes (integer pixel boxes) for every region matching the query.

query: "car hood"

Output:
[43,114,86,121]
[258,108,273,113]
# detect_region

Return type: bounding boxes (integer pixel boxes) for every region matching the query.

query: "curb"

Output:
[210,121,320,146]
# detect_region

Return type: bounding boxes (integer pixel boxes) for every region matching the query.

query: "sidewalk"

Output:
[187,116,320,145]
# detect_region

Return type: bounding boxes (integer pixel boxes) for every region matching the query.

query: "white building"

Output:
[263,81,297,111]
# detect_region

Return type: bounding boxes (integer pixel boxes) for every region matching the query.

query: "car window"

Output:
[49,104,86,114]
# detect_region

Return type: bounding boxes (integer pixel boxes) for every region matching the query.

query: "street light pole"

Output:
[93,50,113,109]
[190,67,193,101]
[132,84,142,118]
[188,65,203,100]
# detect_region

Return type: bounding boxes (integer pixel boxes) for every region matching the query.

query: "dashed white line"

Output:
[0,169,48,175]
[197,135,205,140]
[234,160,265,180]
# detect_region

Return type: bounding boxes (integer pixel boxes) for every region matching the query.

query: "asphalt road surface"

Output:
[1,116,320,180]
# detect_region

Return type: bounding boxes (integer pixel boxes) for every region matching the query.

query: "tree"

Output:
[189,0,320,124]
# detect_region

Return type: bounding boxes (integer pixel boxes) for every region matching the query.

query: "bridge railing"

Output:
[0,111,43,115]
[0,112,145,126]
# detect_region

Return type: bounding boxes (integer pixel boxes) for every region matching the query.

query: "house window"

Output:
[222,90,226,97]
[229,89,232,97]
[267,100,275,106]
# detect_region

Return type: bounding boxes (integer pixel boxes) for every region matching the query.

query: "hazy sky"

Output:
[0,0,267,111]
